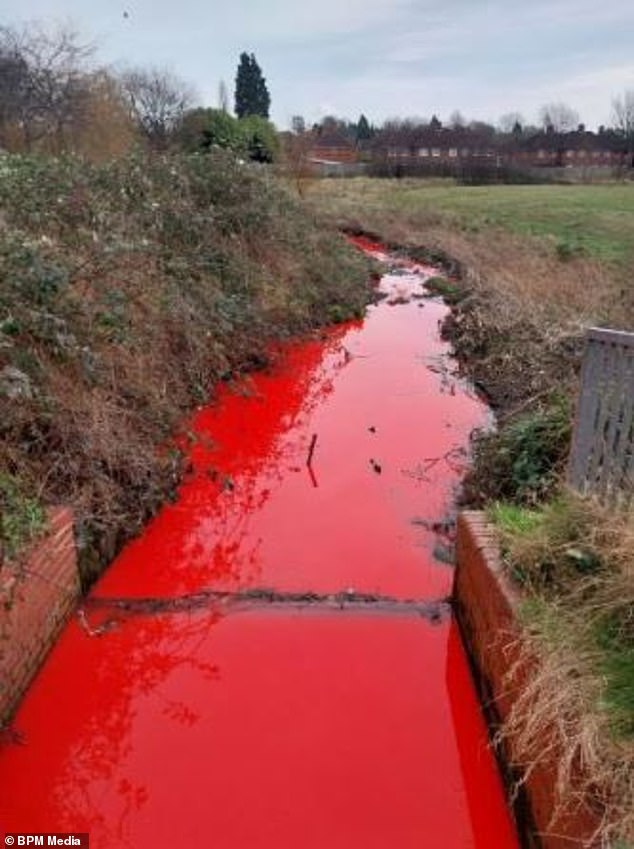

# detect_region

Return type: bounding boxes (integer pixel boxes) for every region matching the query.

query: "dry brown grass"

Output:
[503,625,633,848]
[495,493,634,846]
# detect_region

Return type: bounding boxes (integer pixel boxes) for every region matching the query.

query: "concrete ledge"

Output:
[455,511,602,849]
[0,507,80,723]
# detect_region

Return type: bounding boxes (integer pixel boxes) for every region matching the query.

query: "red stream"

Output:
[0,239,519,848]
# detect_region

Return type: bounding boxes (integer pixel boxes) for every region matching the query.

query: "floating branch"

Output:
[307,433,318,467]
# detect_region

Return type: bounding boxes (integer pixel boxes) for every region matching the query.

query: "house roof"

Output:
[371,125,629,155]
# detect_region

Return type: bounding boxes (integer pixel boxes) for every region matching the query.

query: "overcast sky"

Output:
[3,0,634,129]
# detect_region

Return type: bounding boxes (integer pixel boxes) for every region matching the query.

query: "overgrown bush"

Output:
[467,397,572,505]
[177,108,279,162]
[0,150,371,578]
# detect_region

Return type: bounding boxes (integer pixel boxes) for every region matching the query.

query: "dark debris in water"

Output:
[83,586,451,625]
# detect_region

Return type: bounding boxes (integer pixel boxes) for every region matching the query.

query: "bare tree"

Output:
[0,22,95,151]
[0,47,29,146]
[448,109,466,129]
[612,90,634,141]
[120,66,195,148]
[291,115,306,135]
[468,120,496,138]
[283,128,316,198]
[538,102,580,132]
[69,70,137,160]
[217,79,229,113]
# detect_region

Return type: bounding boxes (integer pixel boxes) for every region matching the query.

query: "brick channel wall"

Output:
[454,511,601,849]
[0,507,80,723]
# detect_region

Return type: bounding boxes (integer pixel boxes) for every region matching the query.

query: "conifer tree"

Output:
[234,52,270,119]
[356,114,372,141]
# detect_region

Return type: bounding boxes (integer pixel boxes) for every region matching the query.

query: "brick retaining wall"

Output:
[455,511,602,849]
[0,507,80,724]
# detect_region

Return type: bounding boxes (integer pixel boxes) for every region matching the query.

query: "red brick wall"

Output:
[455,511,602,849]
[0,507,80,723]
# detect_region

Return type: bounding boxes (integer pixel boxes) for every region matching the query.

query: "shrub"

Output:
[177,108,279,162]
[469,397,572,505]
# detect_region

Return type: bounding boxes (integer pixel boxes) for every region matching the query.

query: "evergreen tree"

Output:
[234,52,271,119]
[356,114,372,142]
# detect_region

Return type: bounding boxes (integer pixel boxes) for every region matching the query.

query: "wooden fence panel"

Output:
[568,328,634,502]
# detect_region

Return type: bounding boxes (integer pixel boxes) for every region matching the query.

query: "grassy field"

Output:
[310,177,634,271]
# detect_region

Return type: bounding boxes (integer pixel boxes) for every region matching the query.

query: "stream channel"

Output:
[0,238,520,848]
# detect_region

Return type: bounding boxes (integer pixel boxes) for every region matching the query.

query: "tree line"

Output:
[295,99,634,150]
[0,24,275,161]
[1,21,632,164]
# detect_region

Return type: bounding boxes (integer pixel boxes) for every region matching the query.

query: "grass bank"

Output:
[0,153,371,581]
[309,177,634,846]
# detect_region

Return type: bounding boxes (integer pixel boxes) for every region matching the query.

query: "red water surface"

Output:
[95,247,489,601]
[0,241,519,849]
[0,612,517,849]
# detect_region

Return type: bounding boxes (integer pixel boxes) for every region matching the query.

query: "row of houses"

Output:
[307,127,633,171]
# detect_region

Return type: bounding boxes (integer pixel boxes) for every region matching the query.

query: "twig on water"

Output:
[307,433,318,467]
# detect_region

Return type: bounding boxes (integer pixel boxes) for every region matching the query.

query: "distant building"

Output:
[307,130,358,165]
[371,125,631,173]
[375,126,498,167]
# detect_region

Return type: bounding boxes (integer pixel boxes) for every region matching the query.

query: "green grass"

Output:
[424,275,467,304]
[489,502,543,535]
[598,616,634,738]
[314,178,634,270]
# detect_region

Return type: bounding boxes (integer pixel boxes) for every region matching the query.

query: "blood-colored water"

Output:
[94,241,489,602]
[0,240,519,848]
